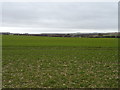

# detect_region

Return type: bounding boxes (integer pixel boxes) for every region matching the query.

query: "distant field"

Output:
[2,35,119,88]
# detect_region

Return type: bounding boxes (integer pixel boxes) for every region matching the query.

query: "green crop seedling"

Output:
[2,35,119,88]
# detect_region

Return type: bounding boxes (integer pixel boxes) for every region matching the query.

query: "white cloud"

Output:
[0,26,117,34]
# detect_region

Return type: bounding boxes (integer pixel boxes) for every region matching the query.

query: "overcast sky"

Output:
[0,2,118,33]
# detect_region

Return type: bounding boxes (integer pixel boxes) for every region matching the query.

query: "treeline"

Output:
[0,32,120,38]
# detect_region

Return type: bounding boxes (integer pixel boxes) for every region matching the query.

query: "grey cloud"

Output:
[2,2,118,31]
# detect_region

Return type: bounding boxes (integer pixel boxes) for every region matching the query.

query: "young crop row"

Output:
[2,35,119,88]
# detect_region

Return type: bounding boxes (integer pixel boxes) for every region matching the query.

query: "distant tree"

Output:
[98,33,103,37]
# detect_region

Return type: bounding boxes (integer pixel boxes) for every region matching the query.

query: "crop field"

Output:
[2,35,119,88]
